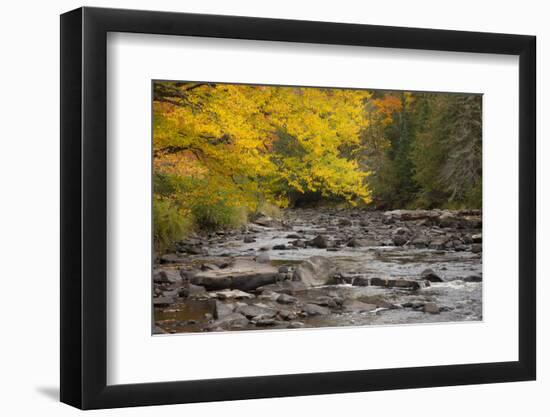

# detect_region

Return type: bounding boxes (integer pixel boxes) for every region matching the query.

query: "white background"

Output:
[0,0,546,416]
[108,33,518,384]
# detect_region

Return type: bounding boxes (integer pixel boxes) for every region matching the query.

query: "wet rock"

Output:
[243,236,256,243]
[346,238,362,248]
[208,312,249,330]
[290,239,306,248]
[351,276,370,287]
[277,294,297,304]
[192,259,278,291]
[421,268,444,282]
[286,233,301,239]
[310,234,329,248]
[214,301,234,319]
[471,233,482,243]
[236,304,277,319]
[288,321,305,329]
[272,244,294,250]
[370,277,429,290]
[471,243,482,253]
[293,256,337,287]
[423,302,440,314]
[278,265,292,274]
[342,300,377,313]
[463,274,482,282]
[302,303,330,316]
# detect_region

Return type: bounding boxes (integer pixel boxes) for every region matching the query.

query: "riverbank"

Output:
[153,208,482,333]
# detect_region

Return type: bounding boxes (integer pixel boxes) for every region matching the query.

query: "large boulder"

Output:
[191,259,278,291]
[292,256,337,287]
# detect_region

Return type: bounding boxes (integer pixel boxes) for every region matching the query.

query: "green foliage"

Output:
[153,199,191,255]
[191,196,248,231]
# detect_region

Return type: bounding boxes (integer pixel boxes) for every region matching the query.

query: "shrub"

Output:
[153,199,191,255]
[191,196,248,231]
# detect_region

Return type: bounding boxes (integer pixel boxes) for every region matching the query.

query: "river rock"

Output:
[463,274,482,282]
[214,301,234,319]
[310,234,329,248]
[370,277,429,290]
[423,302,440,314]
[292,256,337,287]
[153,268,182,284]
[277,293,297,304]
[243,236,256,243]
[179,284,208,298]
[191,259,278,291]
[208,312,249,330]
[421,268,444,282]
[471,243,482,253]
[302,303,330,316]
[351,276,370,286]
[471,233,482,243]
[429,237,448,250]
[236,304,277,319]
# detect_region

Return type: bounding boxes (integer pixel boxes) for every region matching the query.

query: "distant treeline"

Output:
[153,82,481,252]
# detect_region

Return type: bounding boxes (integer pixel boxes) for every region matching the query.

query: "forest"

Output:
[153,81,482,254]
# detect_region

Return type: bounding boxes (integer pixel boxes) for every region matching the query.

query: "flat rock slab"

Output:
[192,259,278,291]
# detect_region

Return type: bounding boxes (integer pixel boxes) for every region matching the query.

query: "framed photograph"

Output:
[60,6,536,409]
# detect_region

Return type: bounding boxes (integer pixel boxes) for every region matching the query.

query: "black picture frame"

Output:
[60,6,536,410]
